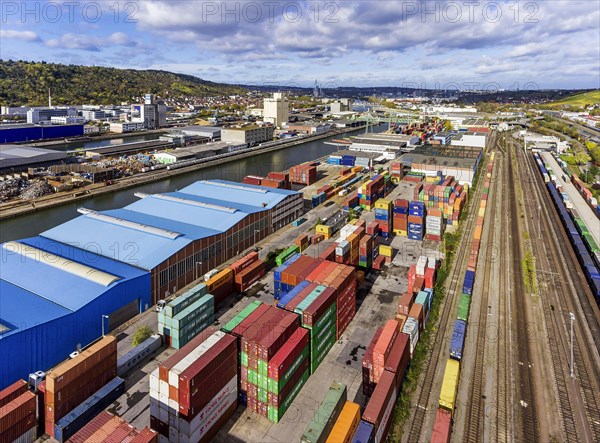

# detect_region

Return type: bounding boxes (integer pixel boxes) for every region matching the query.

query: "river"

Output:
[47,133,163,152]
[0,125,384,242]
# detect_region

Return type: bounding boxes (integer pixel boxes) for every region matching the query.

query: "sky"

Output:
[1,0,599,90]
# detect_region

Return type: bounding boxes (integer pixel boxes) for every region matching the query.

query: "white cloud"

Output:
[1,30,40,41]
[46,32,135,51]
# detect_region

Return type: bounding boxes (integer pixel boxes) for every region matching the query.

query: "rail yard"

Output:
[1,127,600,443]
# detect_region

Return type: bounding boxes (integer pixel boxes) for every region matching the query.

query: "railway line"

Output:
[516,138,600,442]
[401,131,498,443]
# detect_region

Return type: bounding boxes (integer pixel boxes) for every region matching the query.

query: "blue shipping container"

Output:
[352,420,375,443]
[54,377,125,442]
[450,319,467,361]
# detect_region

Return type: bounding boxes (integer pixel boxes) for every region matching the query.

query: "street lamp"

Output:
[195,262,203,281]
[570,312,575,378]
[101,315,109,336]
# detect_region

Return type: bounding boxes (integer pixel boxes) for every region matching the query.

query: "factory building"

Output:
[401,145,483,185]
[0,180,302,389]
[0,145,68,170]
[221,125,274,146]
[263,92,289,127]
[0,237,150,389]
[40,180,302,304]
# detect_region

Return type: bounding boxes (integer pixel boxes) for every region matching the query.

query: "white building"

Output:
[221,125,274,146]
[450,132,487,149]
[50,116,86,124]
[330,99,353,113]
[110,122,144,133]
[84,125,100,135]
[27,107,76,124]
[263,92,289,127]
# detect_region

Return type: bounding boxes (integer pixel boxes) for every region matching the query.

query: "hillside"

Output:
[0,60,245,106]
[541,90,600,109]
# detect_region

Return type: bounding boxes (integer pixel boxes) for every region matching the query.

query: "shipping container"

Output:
[222,301,262,333]
[439,360,460,412]
[351,420,374,443]
[326,401,360,443]
[301,382,347,443]
[384,333,410,392]
[362,370,396,443]
[449,320,467,361]
[0,380,28,408]
[431,408,452,443]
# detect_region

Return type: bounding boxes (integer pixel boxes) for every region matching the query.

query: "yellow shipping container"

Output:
[374,199,392,210]
[379,245,393,257]
[316,224,332,235]
[481,200,487,209]
[474,225,483,240]
[352,166,363,173]
[393,230,407,237]
[439,359,460,412]
[207,268,234,292]
[478,207,485,217]
[326,401,360,443]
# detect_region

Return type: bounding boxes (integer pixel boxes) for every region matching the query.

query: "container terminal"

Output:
[1,129,600,443]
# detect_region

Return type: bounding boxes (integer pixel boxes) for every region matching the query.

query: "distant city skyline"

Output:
[1,1,598,90]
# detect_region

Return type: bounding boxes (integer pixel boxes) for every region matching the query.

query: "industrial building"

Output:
[401,145,483,185]
[0,123,85,143]
[221,125,274,146]
[263,92,289,127]
[0,144,68,170]
[0,237,150,389]
[0,180,302,389]
[450,131,487,148]
[177,125,221,140]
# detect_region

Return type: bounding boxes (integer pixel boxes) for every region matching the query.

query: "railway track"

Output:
[517,140,600,441]
[462,147,500,442]
[402,132,497,443]
[506,141,540,442]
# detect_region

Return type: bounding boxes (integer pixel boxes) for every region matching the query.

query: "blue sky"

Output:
[1,1,598,90]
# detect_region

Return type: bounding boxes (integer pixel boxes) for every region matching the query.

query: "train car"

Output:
[439,359,460,412]
[449,320,466,362]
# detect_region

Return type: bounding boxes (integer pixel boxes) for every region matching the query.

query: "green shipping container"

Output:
[267,369,310,423]
[301,382,347,443]
[267,346,309,394]
[276,245,301,266]
[304,303,336,332]
[457,293,471,322]
[258,386,268,403]
[258,359,268,377]
[222,300,262,333]
[163,282,209,318]
[241,351,248,368]
[248,369,258,386]
[295,285,328,315]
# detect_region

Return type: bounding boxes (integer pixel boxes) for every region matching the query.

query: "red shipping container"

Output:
[412,276,425,293]
[398,292,414,316]
[373,320,399,383]
[302,287,336,327]
[67,411,114,443]
[409,303,424,332]
[230,252,259,275]
[384,333,410,392]
[1,412,36,443]
[130,428,159,443]
[268,328,309,380]
[241,308,280,355]
[319,244,337,261]
[0,391,36,434]
[372,255,385,270]
[366,221,380,235]
[362,370,397,443]
[231,304,270,339]
[234,260,265,292]
[159,328,218,381]
[0,380,28,408]
[150,416,169,437]
[363,328,383,392]
[431,409,452,443]
[257,312,300,361]
[424,267,436,289]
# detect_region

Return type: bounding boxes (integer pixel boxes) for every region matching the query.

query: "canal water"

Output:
[48,133,163,152]
[1,124,385,242]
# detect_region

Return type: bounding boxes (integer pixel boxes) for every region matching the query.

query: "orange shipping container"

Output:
[326,401,361,443]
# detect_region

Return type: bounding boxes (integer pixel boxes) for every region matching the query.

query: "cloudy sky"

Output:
[1,0,598,89]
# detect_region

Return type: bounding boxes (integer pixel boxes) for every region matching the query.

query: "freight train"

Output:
[533,153,600,302]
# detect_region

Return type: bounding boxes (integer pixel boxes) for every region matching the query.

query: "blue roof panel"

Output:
[40,214,192,270]
[0,280,72,338]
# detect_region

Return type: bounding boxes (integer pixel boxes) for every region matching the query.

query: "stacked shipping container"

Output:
[301,382,347,443]
[290,163,317,185]
[66,411,158,443]
[0,388,36,443]
[392,199,409,236]
[407,201,426,241]
[374,199,393,239]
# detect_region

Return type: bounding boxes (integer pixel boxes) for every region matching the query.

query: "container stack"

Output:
[276,245,301,266]
[362,369,397,443]
[159,284,214,348]
[274,255,320,299]
[0,385,36,443]
[378,245,394,263]
[295,234,310,252]
[402,317,419,357]
[359,235,374,268]
[267,171,291,189]
[340,154,356,167]
[230,305,308,423]
[235,263,265,293]
[149,329,238,443]
[384,332,411,393]
[425,208,444,241]
[45,336,118,439]
[301,382,347,443]
[358,175,384,210]
[342,191,359,211]
[290,163,318,185]
[319,243,337,261]
[316,224,333,240]
[374,199,393,239]
[354,155,373,170]
[392,199,409,236]
[66,411,158,443]
[414,176,469,226]
[362,328,383,397]
[347,229,362,266]
[205,269,234,306]
[294,285,338,373]
[390,161,403,181]
[327,401,360,442]
[306,261,357,339]
[372,320,399,383]
[335,240,351,265]
[408,201,426,241]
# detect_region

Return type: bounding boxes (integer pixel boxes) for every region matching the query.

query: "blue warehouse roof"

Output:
[0,236,148,338]
[40,180,299,270]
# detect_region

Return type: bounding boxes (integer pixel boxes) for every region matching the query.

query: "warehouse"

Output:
[0,236,150,389]
[401,145,483,185]
[0,144,68,170]
[40,180,303,304]
[0,123,84,143]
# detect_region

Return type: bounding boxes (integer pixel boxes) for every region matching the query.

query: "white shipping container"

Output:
[12,427,37,443]
[150,368,160,392]
[168,331,224,387]
[427,257,437,269]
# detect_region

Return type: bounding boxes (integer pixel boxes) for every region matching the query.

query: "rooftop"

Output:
[0,145,68,169]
